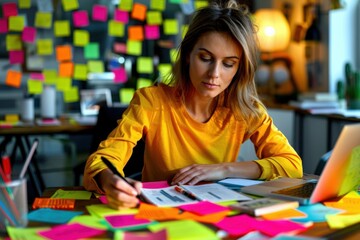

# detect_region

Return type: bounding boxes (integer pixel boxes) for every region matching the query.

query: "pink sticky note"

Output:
[215,215,256,237]
[112,67,127,83]
[179,201,229,216]
[22,26,36,43]
[145,25,160,40]
[73,10,89,27]
[98,195,108,204]
[113,42,127,54]
[38,223,106,240]
[257,220,308,237]
[92,5,108,22]
[114,9,129,23]
[0,18,8,33]
[2,3,18,18]
[30,73,44,80]
[142,180,169,189]
[104,214,151,228]
[9,50,24,64]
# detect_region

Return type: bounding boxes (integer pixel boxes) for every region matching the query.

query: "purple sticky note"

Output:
[104,214,151,228]
[114,9,129,23]
[112,67,127,83]
[92,5,108,22]
[179,201,229,216]
[22,26,36,43]
[0,18,8,33]
[9,50,24,64]
[73,10,89,27]
[38,223,106,240]
[145,25,160,40]
[2,3,18,18]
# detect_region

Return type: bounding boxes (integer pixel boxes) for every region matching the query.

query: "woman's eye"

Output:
[200,55,212,62]
[223,62,234,68]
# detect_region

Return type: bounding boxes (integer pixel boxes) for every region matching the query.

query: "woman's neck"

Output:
[184,95,218,123]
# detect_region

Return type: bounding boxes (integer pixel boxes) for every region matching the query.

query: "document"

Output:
[141,183,252,207]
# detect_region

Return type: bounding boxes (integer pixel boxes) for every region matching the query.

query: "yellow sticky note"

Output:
[73,30,89,46]
[73,64,88,80]
[87,61,104,73]
[86,204,138,218]
[43,69,58,85]
[19,0,31,8]
[194,0,209,10]
[108,20,125,37]
[5,114,19,123]
[158,63,173,83]
[9,16,25,32]
[56,76,72,92]
[27,79,43,94]
[5,70,22,88]
[126,40,142,56]
[119,88,135,104]
[182,25,189,39]
[6,34,22,51]
[147,11,162,25]
[150,0,166,11]
[163,19,179,35]
[118,0,133,11]
[136,78,153,89]
[35,12,52,28]
[170,48,179,63]
[69,215,108,230]
[326,213,360,229]
[62,0,79,11]
[7,227,49,240]
[137,57,153,74]
[63,87,79,103]
[54,20,70,37]
[37,39,53,55]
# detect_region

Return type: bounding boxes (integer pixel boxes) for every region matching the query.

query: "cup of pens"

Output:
[0,178,28,232]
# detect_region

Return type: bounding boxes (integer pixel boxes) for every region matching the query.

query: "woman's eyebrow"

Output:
[198,47,240,59]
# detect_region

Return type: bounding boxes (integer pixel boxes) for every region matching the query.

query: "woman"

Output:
[83,0,302,209]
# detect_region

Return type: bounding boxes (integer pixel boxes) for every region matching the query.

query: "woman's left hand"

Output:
[171,164,227,185]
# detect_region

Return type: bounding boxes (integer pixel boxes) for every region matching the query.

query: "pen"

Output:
[101,156,141,199]
[1,156,11,182]
[174,185,200,201]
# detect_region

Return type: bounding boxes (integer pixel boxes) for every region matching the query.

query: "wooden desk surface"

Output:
[21,187,360,239]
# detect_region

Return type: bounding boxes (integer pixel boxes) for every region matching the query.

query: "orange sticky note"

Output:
[136,203,180,221]
[128,25,144,41]
[56,45,72,62]
[131,3,147,21]
[59,61,74,77]
[5,70,22,88]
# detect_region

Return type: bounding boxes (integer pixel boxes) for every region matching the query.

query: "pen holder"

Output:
[0,178,28,232]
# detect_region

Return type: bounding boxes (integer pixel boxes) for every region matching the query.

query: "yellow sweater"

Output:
[83,85,302,193]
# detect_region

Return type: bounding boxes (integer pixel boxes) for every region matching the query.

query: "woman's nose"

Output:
[208,63,220,78]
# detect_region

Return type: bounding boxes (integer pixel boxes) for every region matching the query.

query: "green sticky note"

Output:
[7,226,50,240]
[118,0,133,11]
[119,88,135,104]
[73,30,89,47]
[54,20,70,37]
[87,60,104,73]
[137,57,153,74]
[35,12,52,28]
[62,0,79,11]
[146,11,162,25]
[56,76,72,92]
[126,40,142,56]
[9,16,25,31]
[43,69,58,85]
[74,64,88,80]
[150,0,165,11]
[37,39,53,55]
[63,87,79,103]
[163,19,179,35]
[84,43,100,59]
[108,20,125,37]
[27,80,43,95]
[137,78,153,89]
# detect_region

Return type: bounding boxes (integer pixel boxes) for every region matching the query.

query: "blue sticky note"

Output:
[27,208,83,224]
[292,203,342,223]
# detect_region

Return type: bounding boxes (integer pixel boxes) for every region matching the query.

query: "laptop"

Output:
[241,123,360,205]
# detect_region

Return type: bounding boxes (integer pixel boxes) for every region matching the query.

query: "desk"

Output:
[9,186,359,239]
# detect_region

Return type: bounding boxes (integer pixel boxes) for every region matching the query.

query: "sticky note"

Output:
[63,87,79,103]
[9,50,24,64]
[87,61,104,73]
[54,20,70,37]
[92,5,108,21]
[22,26,36,43]
[8,16,25,32]
[28,208,83,224]
[128,25,144,41]
[131,3,147,21]
[59,61,74,77]
[150,0,166,11]
[146,11,162,25]
[2,3,18,18]
[19,0,31,9]
[126,40,142,56]
[56,77,72,92]
[137,57,153,74]
[145,25,160,40]
[0,19,8,33]
[27,79,43,94]
[136,78,152,89]
[62,0,79,11]
[5,114,19,123]
[182,25,189,39]
[43,69,58,85]
[73,10,89,27]
[30,73,44,80]
[118,0,133,11]
[119,88,135,104]
[73,64,88,80]
[114,9,129,23]
[163,19,179,35]
[5,70,22,88]
[37,39,53,55]
[170,48,179,63]
[84,43,99,59]
[6,34,22,51]
[113,42,126,54]
[112,67,127,83]
[73,30,89,46]
[108,20,125,37]
[158,63,173,82]
[194,0,209,9]
[35,12,52,29]
[56,45,72,62]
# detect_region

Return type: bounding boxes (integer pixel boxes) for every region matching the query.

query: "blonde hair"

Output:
[169,0,265,121]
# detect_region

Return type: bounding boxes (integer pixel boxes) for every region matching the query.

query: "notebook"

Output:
[241,123,360,205]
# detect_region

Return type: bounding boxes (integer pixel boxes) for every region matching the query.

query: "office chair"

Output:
[314,150,332,176]
[73,105,145,185]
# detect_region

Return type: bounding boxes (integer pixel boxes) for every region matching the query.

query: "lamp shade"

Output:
[254,9,291,52]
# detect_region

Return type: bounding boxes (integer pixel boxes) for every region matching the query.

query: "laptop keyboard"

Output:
[272,182,318,198]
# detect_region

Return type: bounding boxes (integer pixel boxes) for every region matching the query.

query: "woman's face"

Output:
[188,31,242,100]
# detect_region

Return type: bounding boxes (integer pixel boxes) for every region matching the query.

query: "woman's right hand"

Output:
[97,169,142,210]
